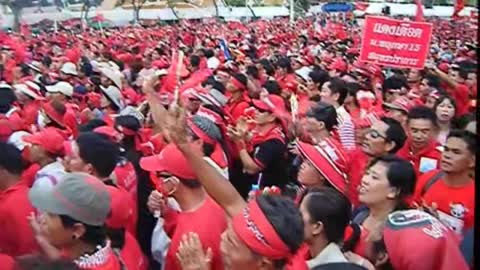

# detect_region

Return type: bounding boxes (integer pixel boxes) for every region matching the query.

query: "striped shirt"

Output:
[336,106,356,152]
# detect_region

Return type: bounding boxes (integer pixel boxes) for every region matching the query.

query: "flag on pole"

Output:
[415,0,424,21]
[219,39,231,61]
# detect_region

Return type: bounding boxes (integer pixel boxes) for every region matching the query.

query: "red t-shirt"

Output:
[120,232,148,270]
[0,254,15,270]
[447,84,470,117]
[164,197,227,270]
[107,185,138,236]
[22,101,41,127]
[112,160,138,203]
[0,182,38,256]
[286,244,309,270]
[20,163,40,187]
[224,97,250,125]
[413,170,475,235]
[397,139,442,176]
[346,149,370,207]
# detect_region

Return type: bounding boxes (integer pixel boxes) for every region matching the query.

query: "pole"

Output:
[289,0,294,24]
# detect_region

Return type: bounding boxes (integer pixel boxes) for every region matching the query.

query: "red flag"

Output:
[354,2,369,12]
[415,0,424,21]
[453,0,465,19]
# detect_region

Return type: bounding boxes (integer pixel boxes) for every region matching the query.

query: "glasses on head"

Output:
[368,129,388,140]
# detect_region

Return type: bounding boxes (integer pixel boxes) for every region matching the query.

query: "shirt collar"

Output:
[306,242,348,268]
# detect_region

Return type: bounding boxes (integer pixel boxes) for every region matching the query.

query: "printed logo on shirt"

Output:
[450,203,468,219]
[419,157,438,173]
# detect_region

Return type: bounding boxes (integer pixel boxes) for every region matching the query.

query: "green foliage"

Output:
[224,0,246,7]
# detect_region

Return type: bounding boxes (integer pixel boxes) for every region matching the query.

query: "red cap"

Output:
[383,96,414,114]
[384,210,469,270]
[297,139,348,194]
[41,101,65,127]
[23,127,65,155]
[105,186,135,230]
[438,62,450,73]
[328,59,347,72]
[93,126,122,143]
[139,144,196,180]
[252,94,286,114]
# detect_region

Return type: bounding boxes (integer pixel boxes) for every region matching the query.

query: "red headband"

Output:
[188,119,217,145]
[231,77,246,91]
[232,199,291,259]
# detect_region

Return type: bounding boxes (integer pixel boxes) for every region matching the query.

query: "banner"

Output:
[359,16,433,69]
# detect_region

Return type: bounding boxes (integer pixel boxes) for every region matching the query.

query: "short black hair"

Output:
[76,132,120,178]
[423,74,441,89]
[306,101,338,132]
[308,69,330,89]
[231,73,248,89]
[327,78,348,105]
[277,57,293,73]
[408,106,438,127]
[433,95,457,118]
[246,65,259,80]
[345,82,361,106]
[382,76,408,92]
[190,55,201,68]
[259,59,276,76]
[381,117,407,153]
[457,67,469,80]
[0,142,24,175]
[204,49,214,58]
[447,129,476,155]
[263,80,281,95]
[300,187,352,244]
[256,195,304,257]
[368,154,416,207]
[59,215,106,247]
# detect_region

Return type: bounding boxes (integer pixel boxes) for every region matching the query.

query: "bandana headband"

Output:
[231,77,247,91]
[187,119,217,145]
[232,199,291,259]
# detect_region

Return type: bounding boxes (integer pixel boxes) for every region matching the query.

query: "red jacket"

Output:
[397,139,442,176]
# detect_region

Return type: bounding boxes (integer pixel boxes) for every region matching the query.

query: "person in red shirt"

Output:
[163,119,305,270]
[382,95,414,130]
[412,130,475,236]
[397,106,442,176]
[28,173,122,270]
[275,57,297,91]
[347,117,407,207]
[365,209,469,270]
[64,132,138,235]
[0,142,38,256]
[13,82,42,128]
[427,63,469,117]
[224,73,250,125]
[140,144,227,270]
[45,81,79,137]
[344,155,416,258]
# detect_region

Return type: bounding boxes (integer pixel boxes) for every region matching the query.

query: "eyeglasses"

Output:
[368,129,388,140]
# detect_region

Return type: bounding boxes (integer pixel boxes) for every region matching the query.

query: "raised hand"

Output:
[176,232,212,270]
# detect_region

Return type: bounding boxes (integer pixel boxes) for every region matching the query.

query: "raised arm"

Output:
[167,106,247,217]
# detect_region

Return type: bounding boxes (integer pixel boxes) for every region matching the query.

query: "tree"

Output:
[117,0,147,24]
[1,0,32,32]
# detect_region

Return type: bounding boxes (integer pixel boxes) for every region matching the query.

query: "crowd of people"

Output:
[0,12,476,270]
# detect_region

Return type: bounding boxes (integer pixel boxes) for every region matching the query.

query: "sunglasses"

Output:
[368,129,388,140]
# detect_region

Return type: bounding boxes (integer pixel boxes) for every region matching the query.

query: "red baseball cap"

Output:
[41,101,66,128]
[383,96,414,114]
[384,210,469,270]
[297,139,348,194]
[252,94,286,114]
[139,143,196,180]
[23,127,65,155]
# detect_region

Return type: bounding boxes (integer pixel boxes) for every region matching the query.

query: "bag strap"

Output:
[420,171,445,197]
[113,248,128,270]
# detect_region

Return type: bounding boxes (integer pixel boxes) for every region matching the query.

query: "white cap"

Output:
[295,66,312,82]
[101,85,124,110]
[99,67,123,90]
[7,131,31,151]
[46,81,74,97]
[28,61,42,73]
[14,83,42,100]
[60,62,78,76]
